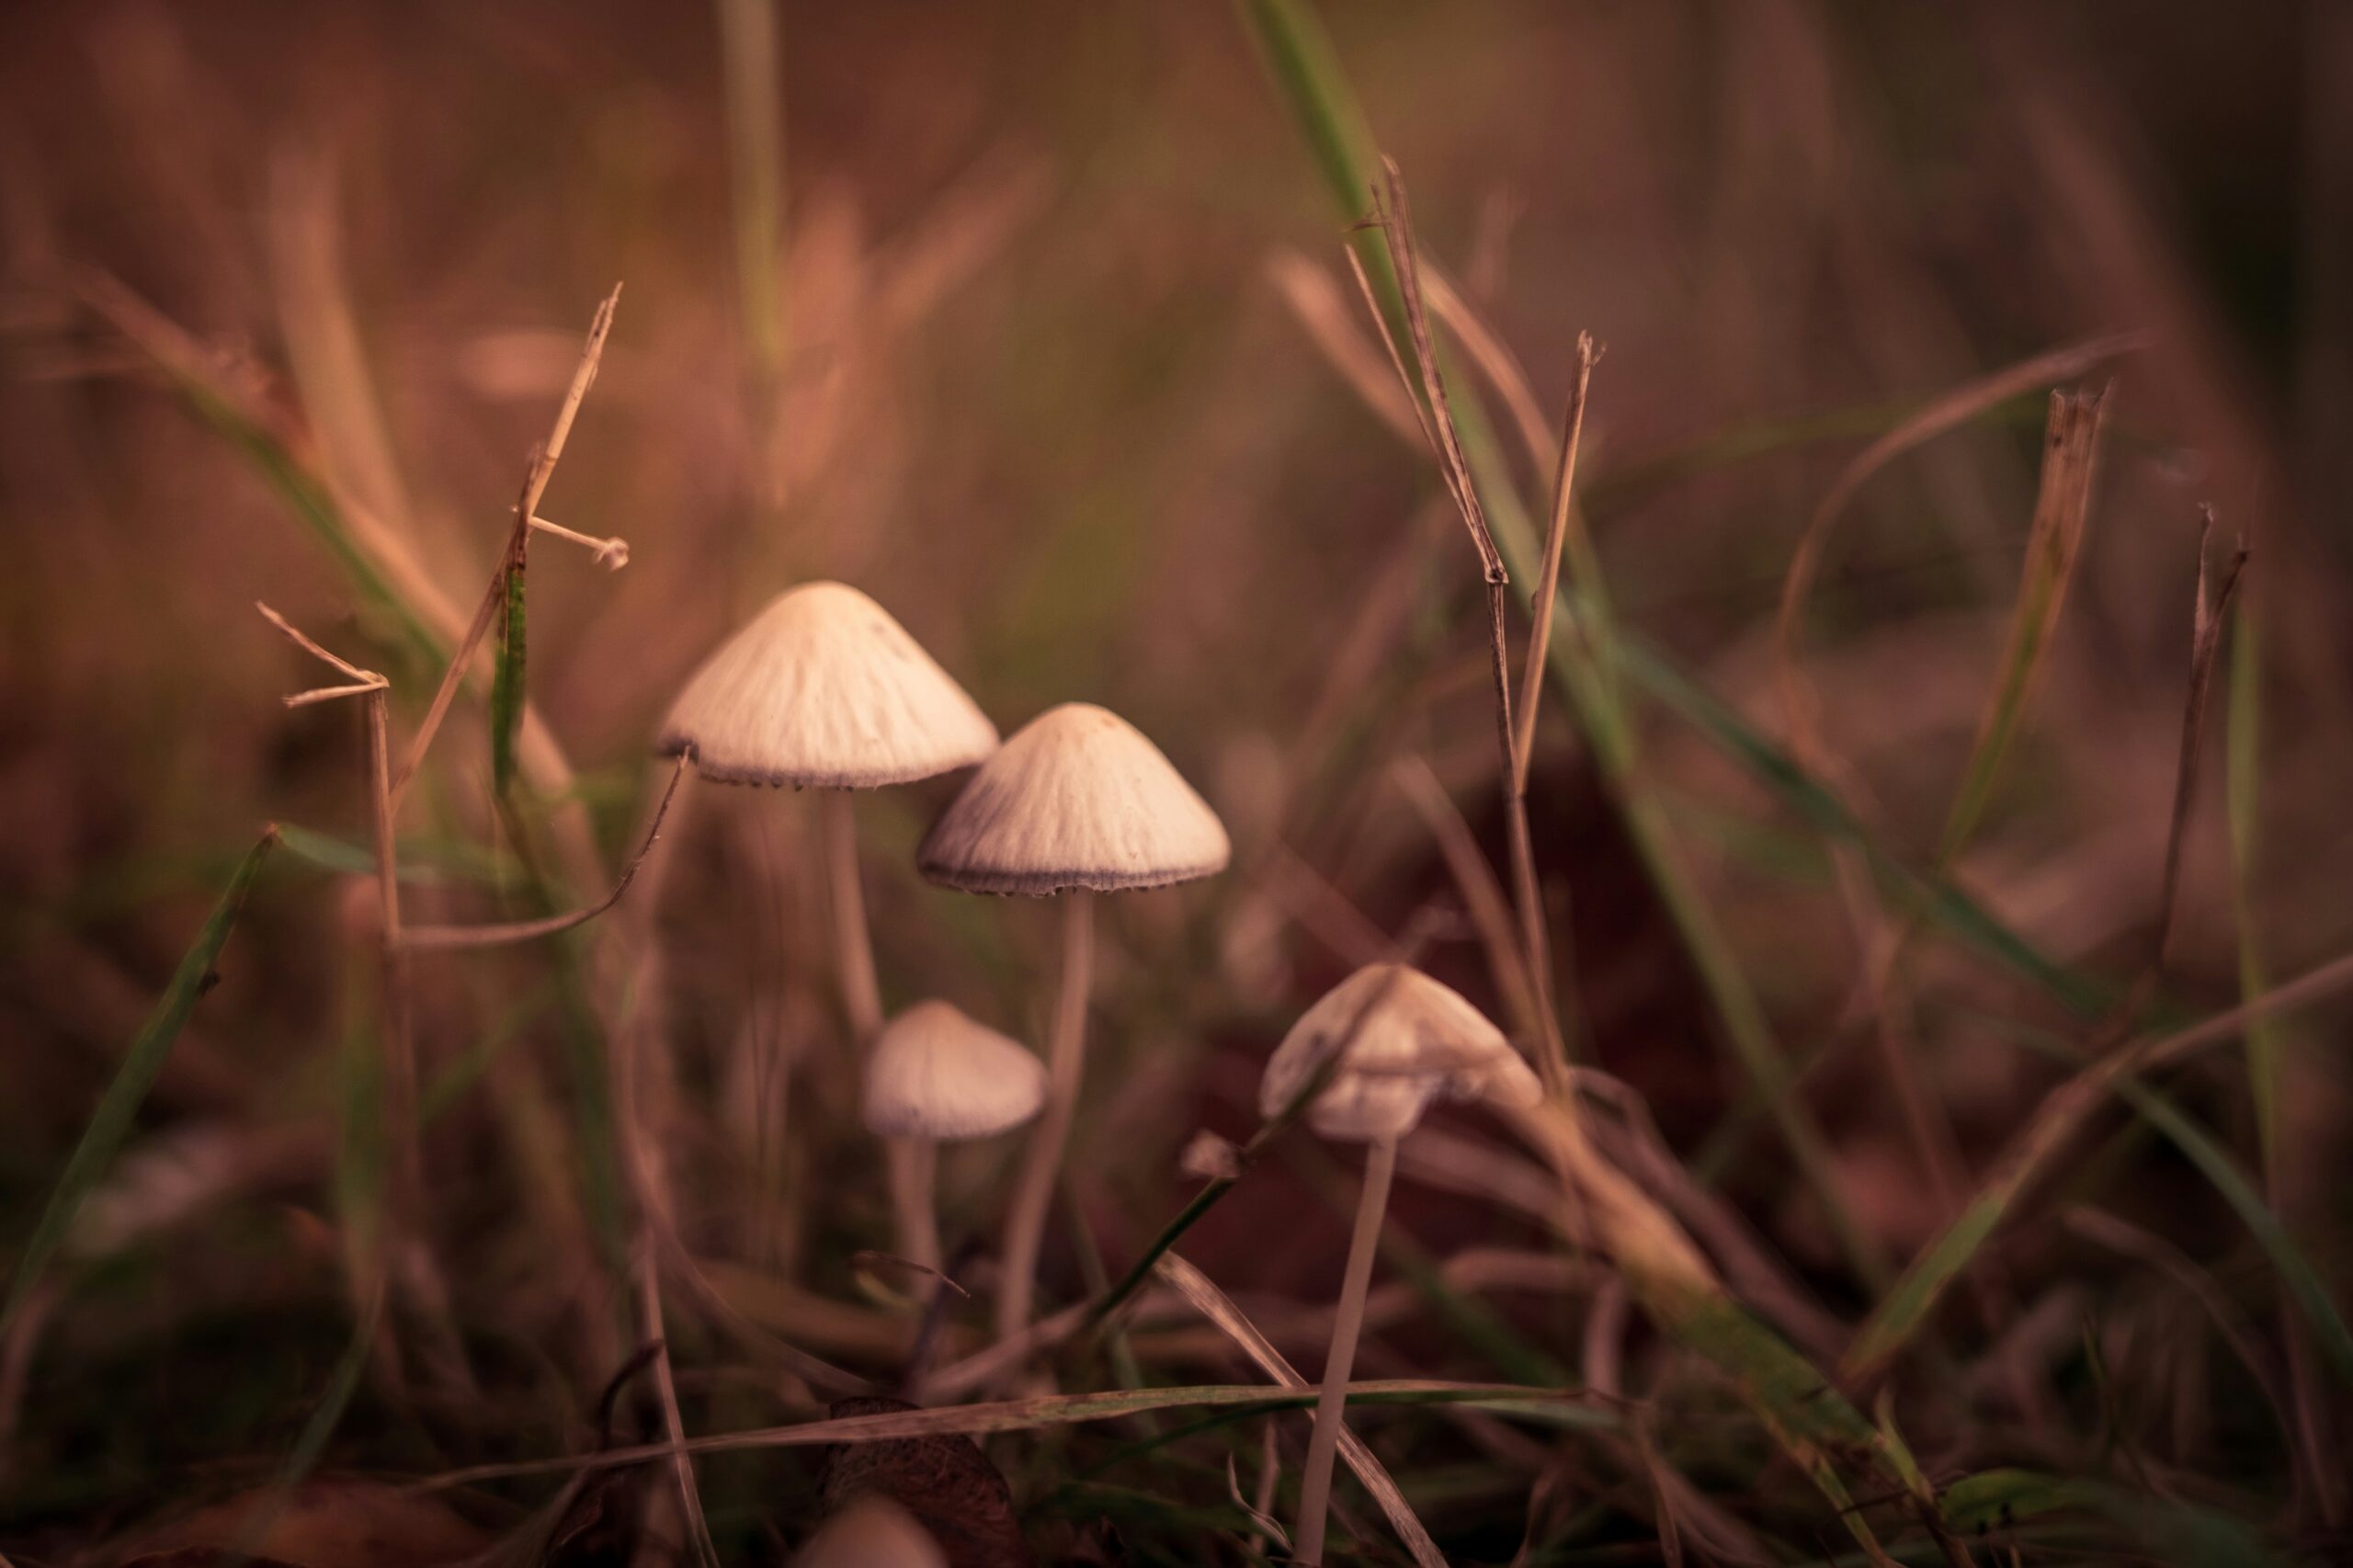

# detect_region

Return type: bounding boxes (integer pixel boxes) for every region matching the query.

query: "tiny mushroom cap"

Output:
[916,702,1230,895]
[1259,963,1542,1142]
[659,581,998,789]
[863,1000,1049,1141]
[795,1497,948,1568]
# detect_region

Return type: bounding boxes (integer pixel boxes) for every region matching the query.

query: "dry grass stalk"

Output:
[2152,508,2250,975]
[1353,156,1573,1093]
[77,268,609,897]
[1154,1251,1451,1568]
[1772,333,2145,784]
[1512,333,1597,793]
[526,512,631,568]
[257,601,474,1397]
[1389,755,1541,1039]
[388,282,620,812]
[396,756,689,952]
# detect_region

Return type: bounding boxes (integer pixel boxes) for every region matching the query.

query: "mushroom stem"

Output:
[1292,1132,1397,1566]
[995,889,1094,1341]
[896,1136,941,1285]
[820,790,931,1275]
[819,790,883,1039]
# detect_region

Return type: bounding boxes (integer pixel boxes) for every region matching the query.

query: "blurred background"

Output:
[3,1,2349,1562]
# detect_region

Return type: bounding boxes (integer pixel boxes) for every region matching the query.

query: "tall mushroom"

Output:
[861,999,1049,1287]
[917,701,1229,1339]
[1259,962,1542,1566]
[661,581,998,1266]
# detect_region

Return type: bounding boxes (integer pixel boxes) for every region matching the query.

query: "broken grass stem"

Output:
[389,284,620,812]
[398,756,689,952]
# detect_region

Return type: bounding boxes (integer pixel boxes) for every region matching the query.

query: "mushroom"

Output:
[862,1000,1049,1288]
[1258,962,1540,1566]
[661,581,997,1267]
[795,1496,947,1568]
[917,701,1229,1338]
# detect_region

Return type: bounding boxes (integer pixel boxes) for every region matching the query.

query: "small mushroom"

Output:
[794,1495,948,1568]
[1258,962,1540,1566]
[918,702,1229,1339]
[661,582,997,1269]
[862,1001,1048,1285]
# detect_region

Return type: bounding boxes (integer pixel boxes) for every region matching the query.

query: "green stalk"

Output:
[2226,599,2281,1175]
[490,552,528,800]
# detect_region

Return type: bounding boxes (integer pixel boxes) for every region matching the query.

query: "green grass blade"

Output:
[490,558,527,798]
[716,0,786,383]
[1844,1192,2012,1377]
[1944,1471,2291,1568]
[1236,0,1381,242]
[1939,1467,2085,1532]
[3,827,277,1327]
[2102,1070,2353,1384]
[2226,598,2282,1171]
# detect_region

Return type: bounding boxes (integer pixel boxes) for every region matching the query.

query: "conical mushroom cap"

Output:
[916,703,1230,895]
[1258,963,1541,1141]
[795,1497,947,1568]
[659,582,998,789]
[862,1001,1048,1141]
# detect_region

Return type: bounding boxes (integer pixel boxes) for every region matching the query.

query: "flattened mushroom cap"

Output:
[795,1497,947,1568]
[916,702,1230,895]
[659,582,998,789]
[862,1000,1048,1141]
[1258,963,1541,1141]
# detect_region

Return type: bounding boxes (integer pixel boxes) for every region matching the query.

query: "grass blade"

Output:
[2226,596,2283,1169]
[1937,388,2109,862]
[1942,1471,2294,1567]
[421,1378,1605,1491]
[1156,1252,1453,1568]
[2104,1069,2353,1383]
[3,826,278,1328]
[1848,995,2353,1381]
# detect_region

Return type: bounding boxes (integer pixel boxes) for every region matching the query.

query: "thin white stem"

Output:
[1293,1132,1397,1566]
[822,790,935,1279]
[995,890,1095,1343]
[894,1137,941,1290]
[820,790,882,1040]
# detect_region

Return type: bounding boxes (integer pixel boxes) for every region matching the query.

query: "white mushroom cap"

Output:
[1258,963,1542,1141]
[862,1001,1049,1141]
[659,582,999,789]
[916,702,1230,895]
[795,1497,947,1568]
